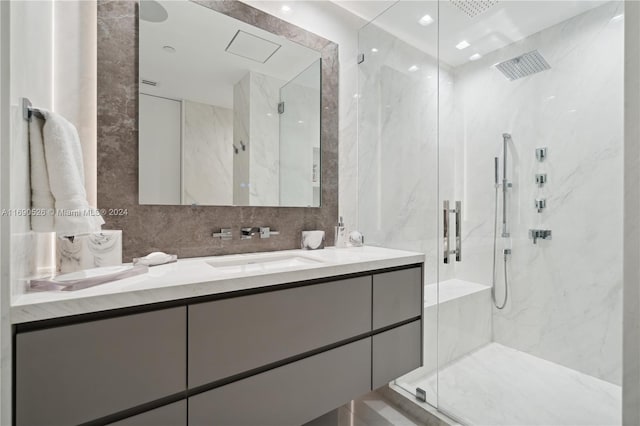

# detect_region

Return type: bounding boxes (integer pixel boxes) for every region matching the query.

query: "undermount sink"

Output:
[205,253,325,273]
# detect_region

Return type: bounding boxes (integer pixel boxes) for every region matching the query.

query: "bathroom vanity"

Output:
[12,247,423,426]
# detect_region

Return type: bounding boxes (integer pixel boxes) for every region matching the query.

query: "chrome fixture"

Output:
[242,227,280,239]
[233,144,239,154]
[443,200,462,264]
[501,133,512,238]
[22,98,45,121]
[492,133,514,310]
[535,198,546,213]
[536,147,547,162]
[212,228,232,240]
[259,227,280,239]
[494,50,551,81]
[530,229,552,244]
[535,173,547,187]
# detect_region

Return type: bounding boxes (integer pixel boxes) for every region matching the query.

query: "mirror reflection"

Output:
[139,0,322,207]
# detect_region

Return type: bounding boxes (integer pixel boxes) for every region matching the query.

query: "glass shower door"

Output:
[357,1,439,407]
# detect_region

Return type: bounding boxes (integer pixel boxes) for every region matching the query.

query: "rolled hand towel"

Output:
[42,111,104,236]
[29,115,55,232]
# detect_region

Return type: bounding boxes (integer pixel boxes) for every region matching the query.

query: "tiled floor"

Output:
[304,391,422,426]
[398,343,621,426]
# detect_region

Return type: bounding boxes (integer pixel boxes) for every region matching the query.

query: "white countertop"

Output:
[11,246,424,324]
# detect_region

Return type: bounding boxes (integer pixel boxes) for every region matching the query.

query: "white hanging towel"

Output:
[29,115,55,232]
[41,111,104,236]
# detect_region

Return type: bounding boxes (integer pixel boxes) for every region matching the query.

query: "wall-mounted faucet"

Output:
[212,228,232,240]
[241,227,280,240]
[530,229,552,244]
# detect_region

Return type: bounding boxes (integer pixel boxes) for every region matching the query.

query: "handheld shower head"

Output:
[503,133,512,142]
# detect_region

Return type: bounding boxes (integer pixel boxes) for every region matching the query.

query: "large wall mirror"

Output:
[139,0,322,207]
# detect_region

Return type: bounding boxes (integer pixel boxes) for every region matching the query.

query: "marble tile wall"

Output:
[248,72,282,206]
[358,1,623,388]
[233,73,251,205]
[280,60,321,207]
[454,2,624,385]
[182,100,234,206]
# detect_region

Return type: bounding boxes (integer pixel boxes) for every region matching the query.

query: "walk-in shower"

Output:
[357,1,623,424]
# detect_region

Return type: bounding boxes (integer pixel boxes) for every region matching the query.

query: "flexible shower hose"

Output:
[492,185,509,309]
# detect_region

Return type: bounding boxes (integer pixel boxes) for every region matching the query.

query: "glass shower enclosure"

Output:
[357,1,623,425]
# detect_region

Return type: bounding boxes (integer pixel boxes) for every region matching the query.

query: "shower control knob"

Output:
[535,198,546,213]
[535,173,547,187]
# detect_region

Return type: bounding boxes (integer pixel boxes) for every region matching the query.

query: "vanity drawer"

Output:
[372,267,422,329]
[188,276,371,387]
[372,320,422,389]
[188,338,371,426]
[109,400,186,426]
[15,307,186,426]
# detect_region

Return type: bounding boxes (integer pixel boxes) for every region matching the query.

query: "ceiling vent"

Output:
[449,0,499,18]
[141,79,158,87]
[225,30,281,63]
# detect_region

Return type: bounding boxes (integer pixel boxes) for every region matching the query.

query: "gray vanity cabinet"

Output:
[189,339,371,426]
[188,276,372,387]
[13,264,423,426]
[15,307,186,426]
[372,320,422,389]
[373,267,422,329]
[109,401,187,426]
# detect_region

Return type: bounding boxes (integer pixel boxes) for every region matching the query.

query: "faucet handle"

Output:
[213,228,232,240]
[241,227,258,240]
[260,227,280,239]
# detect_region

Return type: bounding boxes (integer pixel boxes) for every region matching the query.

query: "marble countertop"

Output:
[11,246,424,324]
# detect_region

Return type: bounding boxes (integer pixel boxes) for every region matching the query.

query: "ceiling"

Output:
[332,0,609,67]
[139,0,321,108]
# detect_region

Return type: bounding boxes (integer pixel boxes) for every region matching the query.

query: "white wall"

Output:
[244,1,364,229]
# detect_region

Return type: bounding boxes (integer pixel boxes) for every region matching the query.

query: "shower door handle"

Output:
[455,201,462,262]
[443,200,462,264]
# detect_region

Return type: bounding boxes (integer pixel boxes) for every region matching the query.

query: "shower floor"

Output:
[398,342,621,426]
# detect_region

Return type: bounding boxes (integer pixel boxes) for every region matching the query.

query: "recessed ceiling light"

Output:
[408,65,419,72]
[456,40,470,50]
[418,14,434,26]
[371,48,379,53]
[281,5,291,13]
[298,120,304,124]
[469,53,482,61]
[162,45,176,53]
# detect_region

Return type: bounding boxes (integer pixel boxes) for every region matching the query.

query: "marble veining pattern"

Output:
[400,343,621,426]
[97,0,338,261]
[57,230,122,273]
[12,246,424,324]
[358,2,623,386]
[182,100,233,206]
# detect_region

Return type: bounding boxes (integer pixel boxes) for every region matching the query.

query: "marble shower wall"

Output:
[453,2,623,385]
[280,60,321,207]
[183,100,233,206]
[358,1,623,386]
[357,20,451,290]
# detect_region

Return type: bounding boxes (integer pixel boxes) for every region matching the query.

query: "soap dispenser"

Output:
[335,216,347,248]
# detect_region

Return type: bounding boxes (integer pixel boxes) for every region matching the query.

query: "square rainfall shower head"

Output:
[449,0,499,18]
[494,50,551,81]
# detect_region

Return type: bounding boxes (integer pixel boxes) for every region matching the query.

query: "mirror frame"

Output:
[97,0,338,261]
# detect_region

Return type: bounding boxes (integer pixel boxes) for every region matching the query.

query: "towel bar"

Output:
[22,97,45,121]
